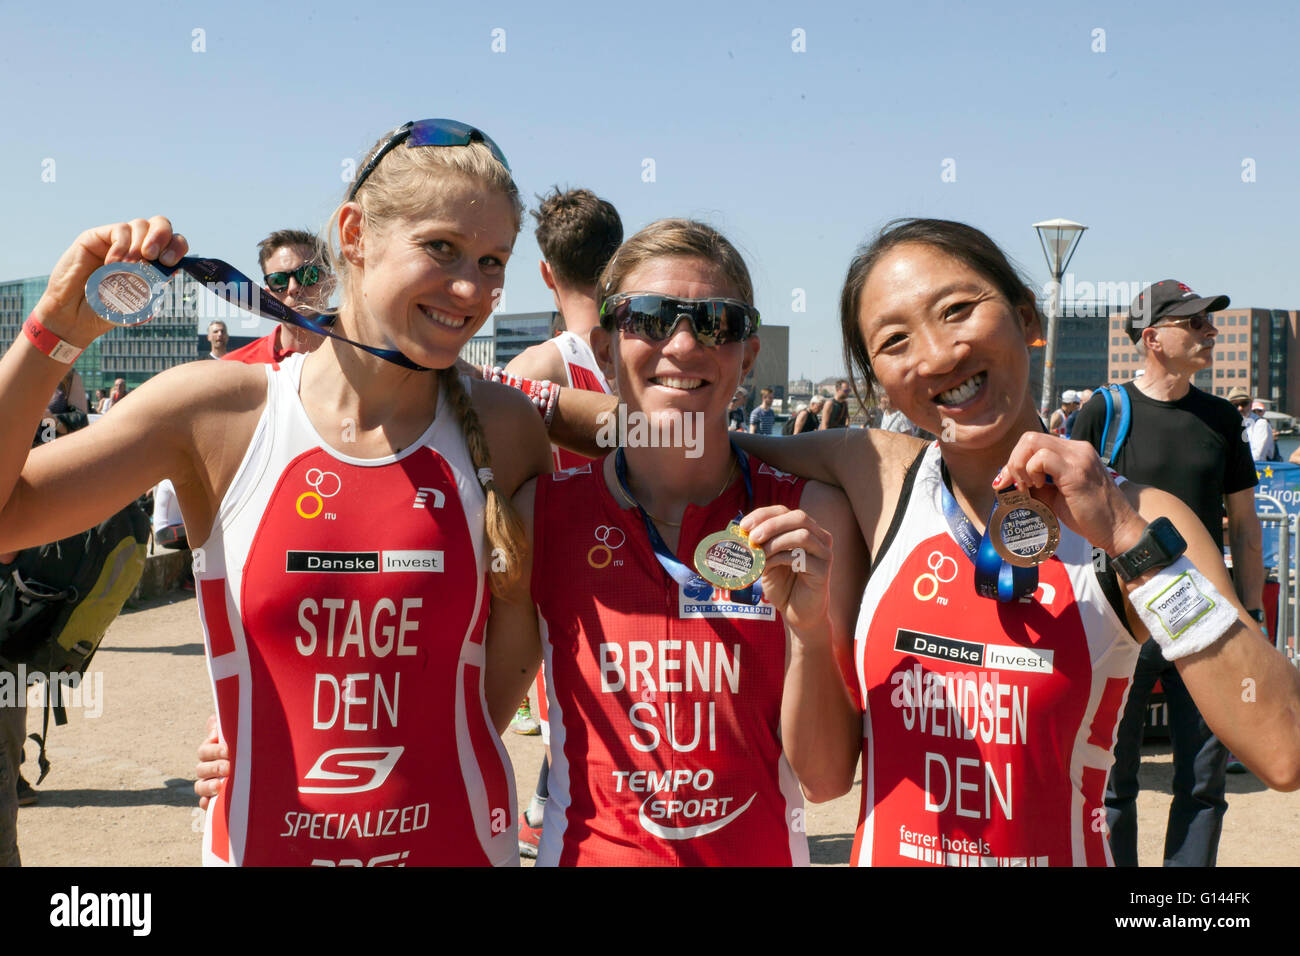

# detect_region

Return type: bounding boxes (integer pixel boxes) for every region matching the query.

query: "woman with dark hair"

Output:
[734,218,1300,866]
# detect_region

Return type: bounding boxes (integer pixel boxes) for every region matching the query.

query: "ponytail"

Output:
[437,367,528,597]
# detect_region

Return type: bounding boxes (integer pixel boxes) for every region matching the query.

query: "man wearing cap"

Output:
[1049,390,1080,436]
[1072,279,1264,867]
[1228,388,1276,462]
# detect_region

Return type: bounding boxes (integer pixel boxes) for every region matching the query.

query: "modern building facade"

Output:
[493,311,561,366]
[0,273,206,394]
[459,334,495,368]
[1029,300,1119,407]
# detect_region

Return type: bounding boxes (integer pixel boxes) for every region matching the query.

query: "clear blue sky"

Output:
[3,0,1296,380]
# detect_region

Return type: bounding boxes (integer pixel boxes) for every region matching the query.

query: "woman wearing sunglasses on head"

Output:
[0,119,553,866]
[725,218,1300,865]
[486,219,867,866]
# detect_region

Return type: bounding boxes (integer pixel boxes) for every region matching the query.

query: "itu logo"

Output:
[587,525,626,569]
[913,550,958,603]
[297,468,342,519]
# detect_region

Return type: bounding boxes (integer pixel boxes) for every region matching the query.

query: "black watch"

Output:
[1109,517,1187,582]
[1247,608,1266,624]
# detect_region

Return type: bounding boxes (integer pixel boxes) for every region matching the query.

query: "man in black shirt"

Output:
[1073,279,1263,867]
[820,380,851,429]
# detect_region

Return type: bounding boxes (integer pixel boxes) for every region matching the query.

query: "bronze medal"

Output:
[989,487,1060,568]
[693,521,765,590]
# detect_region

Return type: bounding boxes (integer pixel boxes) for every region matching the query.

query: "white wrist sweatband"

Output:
[1129,556,1238,661]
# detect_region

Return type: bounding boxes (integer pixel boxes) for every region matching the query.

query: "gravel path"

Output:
[13,593,1299,867]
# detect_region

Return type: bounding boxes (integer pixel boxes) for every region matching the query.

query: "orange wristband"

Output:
[22,314,83,364]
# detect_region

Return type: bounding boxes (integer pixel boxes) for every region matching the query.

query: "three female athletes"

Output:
[9,119,1299,866]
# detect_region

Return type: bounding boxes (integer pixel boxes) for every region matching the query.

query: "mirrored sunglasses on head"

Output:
[599,294,760,347]
[348,118,511,200]
[263,264,323,293]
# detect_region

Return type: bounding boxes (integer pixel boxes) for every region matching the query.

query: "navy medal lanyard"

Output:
[614,442,759,604]
[84,256,429,370]
[939,461,1039,603]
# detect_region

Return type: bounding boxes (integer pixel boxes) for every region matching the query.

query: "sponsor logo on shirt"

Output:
[298,745,404,794]
[757,462,797,483]
[587,525,626,569]
[412,486,445,509]
[286,550,444,573]
[296,468,342,520]
[893,628,1054,673]
[552,463,593,482]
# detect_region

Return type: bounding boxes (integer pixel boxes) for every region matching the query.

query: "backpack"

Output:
[782,413,800,436]
[0,502,150,781]
[1094,384,1133,467]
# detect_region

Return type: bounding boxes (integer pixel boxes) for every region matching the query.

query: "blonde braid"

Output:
[438,367,528,596]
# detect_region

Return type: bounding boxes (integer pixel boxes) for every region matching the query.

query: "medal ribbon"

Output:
[938,465,1037,603]
[614,442,756,602]
[148,257,430,370]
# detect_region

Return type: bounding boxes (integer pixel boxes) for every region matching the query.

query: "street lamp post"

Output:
[1033,218,1087,415]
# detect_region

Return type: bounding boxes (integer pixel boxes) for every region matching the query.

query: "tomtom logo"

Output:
[299,746,404,794]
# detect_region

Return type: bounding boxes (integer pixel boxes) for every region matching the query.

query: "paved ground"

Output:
[12,592,1300,866]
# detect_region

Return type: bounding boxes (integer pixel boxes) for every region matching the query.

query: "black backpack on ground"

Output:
[0,502,150,780]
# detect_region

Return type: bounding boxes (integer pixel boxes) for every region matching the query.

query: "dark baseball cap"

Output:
[1124,280,1229,343]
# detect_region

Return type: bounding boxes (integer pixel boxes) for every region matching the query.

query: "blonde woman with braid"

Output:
[0,120,551,866]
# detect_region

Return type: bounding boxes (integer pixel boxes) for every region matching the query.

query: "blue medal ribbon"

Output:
[614,442,760,604]
[155,257,430,370]
[938,464,1037,603]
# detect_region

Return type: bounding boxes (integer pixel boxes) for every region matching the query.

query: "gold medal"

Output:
[989,487,1060,568]
[693,521,765,590]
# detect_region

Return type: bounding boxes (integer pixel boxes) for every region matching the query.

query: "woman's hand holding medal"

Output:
[35,217,188,345]
[736,505,835,641]
[993,432,1149,561]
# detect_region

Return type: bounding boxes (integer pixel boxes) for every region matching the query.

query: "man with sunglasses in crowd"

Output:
[223,229,333,366]
[1072,279,1264,867]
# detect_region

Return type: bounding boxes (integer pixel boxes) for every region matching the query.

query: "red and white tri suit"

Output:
[549,330,611,472]
[851,443,1139,866]
[535,330,614,742]
[196,353,516,866]
[531,455,810,866]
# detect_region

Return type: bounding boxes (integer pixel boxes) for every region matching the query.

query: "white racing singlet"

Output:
[535,329,614,744]
[196,353,516,866]
[852,443,1139,867]
[550,331,611,472]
